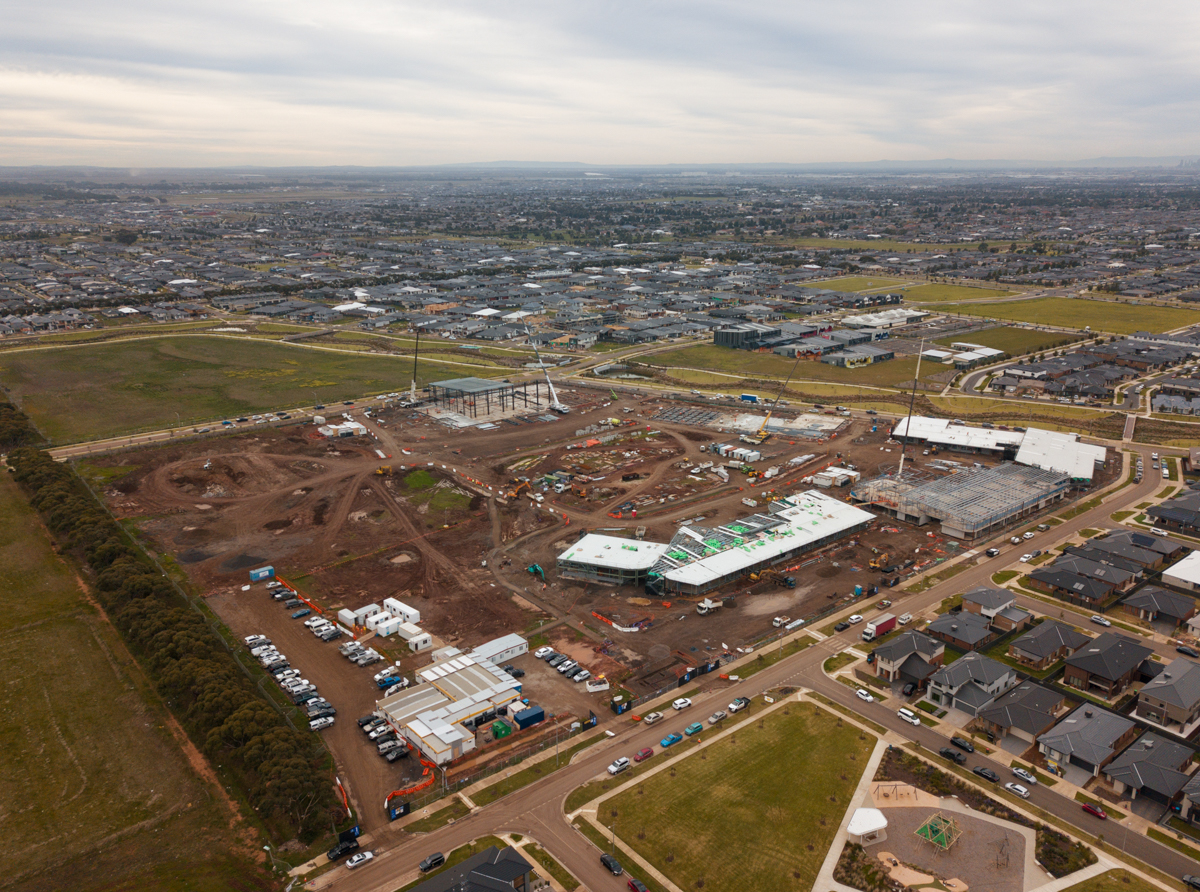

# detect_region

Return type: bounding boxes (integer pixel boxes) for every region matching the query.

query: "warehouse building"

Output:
[644,491,875,596]
[556,534,671,586]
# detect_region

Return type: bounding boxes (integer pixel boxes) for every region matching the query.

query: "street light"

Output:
[263,844,283,872]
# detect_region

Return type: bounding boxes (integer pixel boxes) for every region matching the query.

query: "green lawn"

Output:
[1060,869,1167,892]
[598,706,873,892]
[0,335,507,442]
[471,734,602,806]
[0,472,263,892]
[924,297,1200,335]
[933,326,1081,355]
[822,275,909,292]
[648,345,944,389]
[902,283,1021,302]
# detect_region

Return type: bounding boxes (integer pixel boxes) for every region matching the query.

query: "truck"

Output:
[861,613,896,642]
[740,393,758,403]
[696,598,722,616]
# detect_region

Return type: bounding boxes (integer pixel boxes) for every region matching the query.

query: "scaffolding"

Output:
[853,462,1070,540]
[427,377,547,419]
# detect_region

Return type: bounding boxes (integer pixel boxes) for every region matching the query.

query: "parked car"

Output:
[1012,766,1038,785]
[684,722,704,736]
[939,747,966,764]
[1182,876,1200,891]
[708,710,727,724]
[533,646,554,659]
[245,634,270,646]
[950,736,975,753]
[1019,554,1033,563]
[728,697,751,713]
[896,708,920,726]
[607,757,631,776]
[600,853,623,876]
[502,664,526,677]
[357,715,379,727]
[547,654,567,667]
[1178,645,1200,658]
[672,697,692,710]
[847,615,863,625]
[901,683,916,697]
[327,839,361,861]
[1090,615,1112,627]
[641,711,664,725]
[628,880,649,892]
[660,732,684,748]
[310,716,335,731]
[556,660,578,675]
[633,747,654,763]
[385,747,408,763]
[291,608,312,619]
[973,766,999,783]
[856,689,874,703]
[834,621,850,632]
[572,669,591,683]
[1081,802,1108,820]
[1005,782,1030,799]
[418,852,444,872]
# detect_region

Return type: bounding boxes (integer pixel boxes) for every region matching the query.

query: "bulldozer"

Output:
[868,552,890,571]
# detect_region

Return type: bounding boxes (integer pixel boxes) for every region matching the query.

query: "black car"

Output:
[327,839,360,861]
[357,715,378,727]
[385,747,409,763]
[901,683,916,697]
[308,708,337,720]
[600,853,623,876]
[834,621,850,632]
[939,747,966,764]
[1183,876,1200,891]
[1178,645,1200,659]
[502,664,526,678]
[314,404,325,410]
[419,852,445,873]
[951,736,975,753]
[973,766,999,783]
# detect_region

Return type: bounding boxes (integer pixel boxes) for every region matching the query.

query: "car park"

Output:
[600,853,623,875]
[1004,782,1030,799]
[642,711,664,725]
[1012,767,1037,785]
[660,732,683,748]
[419,852,445,872]
[728,697,751,713]
[973,766,999,783]
[1090,615,1112,627]
[346,851,374,869]
[633,747,654,762]
[608,757,631,775]
[939,747,966,764]
[951,736,974,753]
[310,716,334,731]
[708,710,726,724]
[327,839,361,861]
[856,689,874,703]
[1081,802,1107,819]
[672,697,692,710]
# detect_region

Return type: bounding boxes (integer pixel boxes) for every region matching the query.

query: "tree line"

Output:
[3,403,340,842]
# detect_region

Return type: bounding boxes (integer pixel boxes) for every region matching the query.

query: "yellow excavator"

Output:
[740,350,805,446]
[869,552,890,571]
[375,465,393,476]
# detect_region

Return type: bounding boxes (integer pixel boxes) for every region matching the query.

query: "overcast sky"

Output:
[3,1,1198,167]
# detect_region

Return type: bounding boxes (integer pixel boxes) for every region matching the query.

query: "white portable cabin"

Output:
[469,633,528,665]
[383,597,421,624]
[337,608,357,627]
[366,611,393,631]
[376,616,403,637]
[353,603,381,622]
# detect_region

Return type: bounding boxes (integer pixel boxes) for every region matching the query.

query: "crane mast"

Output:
[525,325,569,414]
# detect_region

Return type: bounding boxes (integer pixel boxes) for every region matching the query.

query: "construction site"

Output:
[79,382,1116,830]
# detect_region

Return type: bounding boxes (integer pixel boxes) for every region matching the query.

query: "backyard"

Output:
[596,703,874,892]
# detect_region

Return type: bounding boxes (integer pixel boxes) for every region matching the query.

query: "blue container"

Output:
[855,584,863,596]
[513,705,545,729]
[249,566,275,582]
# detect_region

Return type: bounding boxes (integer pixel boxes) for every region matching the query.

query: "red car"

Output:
[1081,802,1107,820]
[633,747,654,763]
[628,880,649,892]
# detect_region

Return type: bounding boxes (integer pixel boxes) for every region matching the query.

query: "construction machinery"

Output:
[868,552,890,571]
[506,481,531,500]
[696,598,722,616]
[748,568,797,588]
[524,324,569,414]
[527,564,545,581]
[740,349,805,446]
[374,465,393,476]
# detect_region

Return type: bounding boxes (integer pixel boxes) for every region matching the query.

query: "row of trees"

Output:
[4,407,340,842]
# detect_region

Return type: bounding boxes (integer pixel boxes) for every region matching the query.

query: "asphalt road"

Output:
[314,443,1198,892]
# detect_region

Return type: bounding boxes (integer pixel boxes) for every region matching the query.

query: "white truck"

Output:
[696,598,722,616]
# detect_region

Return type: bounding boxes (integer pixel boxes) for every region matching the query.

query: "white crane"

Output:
[525,325,569,414]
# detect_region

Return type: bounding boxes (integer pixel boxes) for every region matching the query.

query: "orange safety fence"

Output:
[274,575,325,614]
[384,740,439,808]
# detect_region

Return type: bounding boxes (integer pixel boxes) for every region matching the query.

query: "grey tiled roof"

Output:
[1105,733,1192,798]
[1038,704,1136,765]
[1140,657,1200,710]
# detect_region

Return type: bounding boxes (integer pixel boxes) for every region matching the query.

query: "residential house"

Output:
[1008,621,1090,671]
[1136,657,1200,732]
[1038,704,1139,777]
[975,682,1067,744]
[872,630,945,689]
[961,587,1035,632]
[1104,733,1195,807]
[1063,632,1154,698]
[925,652,1017,716]
[407,845,533,892]
[926,611,995,652]
[1028,567,1115,608]
[1121,585,1197,628]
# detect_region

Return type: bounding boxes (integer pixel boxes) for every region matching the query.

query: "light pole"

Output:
[263,844,283,873]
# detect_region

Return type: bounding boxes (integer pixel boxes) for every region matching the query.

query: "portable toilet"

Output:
[854,584,863,596]
[491,719,512,740]
[249,566,275,582]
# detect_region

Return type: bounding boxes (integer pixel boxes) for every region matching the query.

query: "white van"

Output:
[897,708,921,726]
[1152,527,1169,537]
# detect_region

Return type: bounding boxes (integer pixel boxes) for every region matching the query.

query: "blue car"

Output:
[376,676,403,689]
[660,732,683,748]
[684,722,703,736]
[291,608,312,619]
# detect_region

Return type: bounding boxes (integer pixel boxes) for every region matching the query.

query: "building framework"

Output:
[852,463,1070,540]
[428,376,548,419]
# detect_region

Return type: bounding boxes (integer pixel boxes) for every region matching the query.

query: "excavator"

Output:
[740,350,805,446]
[747,567,797,588]
[374,465,393,476]
[868,552,890,571]
[506,481,531,500]
[527,564,546,581]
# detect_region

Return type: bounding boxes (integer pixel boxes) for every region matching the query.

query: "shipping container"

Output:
[249,566,275,582]
[512,705,545,729]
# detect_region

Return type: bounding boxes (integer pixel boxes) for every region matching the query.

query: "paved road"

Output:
[317,443,1199,892]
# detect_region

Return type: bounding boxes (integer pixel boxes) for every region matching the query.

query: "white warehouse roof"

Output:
[1015,427,1106,481]
[558,534,670,571]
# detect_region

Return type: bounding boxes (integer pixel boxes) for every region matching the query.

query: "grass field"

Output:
[821,275,909,292]
[0,335,508,442]
[933,326,1081,355]
[0,473,261,891]
[1060,869,1162,892]
[647,345,944,389]
[902,283,1021,302]
[925,297,1200,334]
[598,705,873,892]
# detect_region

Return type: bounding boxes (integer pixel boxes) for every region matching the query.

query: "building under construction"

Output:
[851,463,1070,541]
[427,377,550,419]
